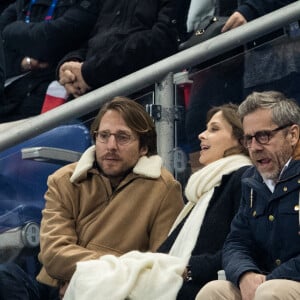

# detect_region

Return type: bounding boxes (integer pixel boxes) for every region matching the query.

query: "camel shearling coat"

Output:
[37,146,183,286]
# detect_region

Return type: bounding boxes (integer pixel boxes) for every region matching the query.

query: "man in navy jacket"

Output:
[196,91,300,300]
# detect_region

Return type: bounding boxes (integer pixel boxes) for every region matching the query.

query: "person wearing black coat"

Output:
[57,0,179,99]
[0,0,100,122]
[158,165,249,299]
[223,0,300,106]
[158,103,252,300]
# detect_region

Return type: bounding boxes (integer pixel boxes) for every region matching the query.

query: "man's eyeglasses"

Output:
[94,131,136,145]
[240,124,292,148]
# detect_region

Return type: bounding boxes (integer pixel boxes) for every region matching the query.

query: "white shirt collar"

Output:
[263,158,291,193]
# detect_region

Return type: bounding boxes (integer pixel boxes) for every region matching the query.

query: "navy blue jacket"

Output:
[223,160,300,286]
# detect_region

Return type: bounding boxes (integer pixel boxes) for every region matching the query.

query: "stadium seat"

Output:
[0,122,92,276]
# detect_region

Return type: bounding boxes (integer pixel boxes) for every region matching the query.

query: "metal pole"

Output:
[155,73,174,173]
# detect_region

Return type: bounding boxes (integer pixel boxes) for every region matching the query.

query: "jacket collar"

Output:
[70,146,163,183]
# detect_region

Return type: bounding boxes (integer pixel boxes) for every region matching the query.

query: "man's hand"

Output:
[59,281,69,300]
[59,62,76,85]
[59,61,91,98]
[222,12,247,32]
[239,272,266,300]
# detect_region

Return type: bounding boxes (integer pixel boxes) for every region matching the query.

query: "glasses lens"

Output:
[255,131,270,145]
[116,133,131,145]
[98,132,110,142]
[241,124,292,148]
[240,136,251,148]
[95,131,133,145]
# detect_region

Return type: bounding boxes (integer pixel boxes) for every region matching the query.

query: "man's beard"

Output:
[254,146,292,181]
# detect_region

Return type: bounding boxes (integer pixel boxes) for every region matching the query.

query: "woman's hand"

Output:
[222,12,247,32]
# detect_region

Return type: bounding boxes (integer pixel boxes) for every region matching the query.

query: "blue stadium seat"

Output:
[0,122,92,276]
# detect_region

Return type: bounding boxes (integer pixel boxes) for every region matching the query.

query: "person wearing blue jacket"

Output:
[196,90,300,300]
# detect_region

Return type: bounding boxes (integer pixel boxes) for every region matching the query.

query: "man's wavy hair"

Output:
[90,96,157,156]
[238,91,300,126]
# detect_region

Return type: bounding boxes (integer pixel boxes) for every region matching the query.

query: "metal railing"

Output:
[0,1,300,171]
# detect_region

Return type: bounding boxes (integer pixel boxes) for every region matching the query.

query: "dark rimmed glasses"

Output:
[94,130,136,145]
[240,124,293,148]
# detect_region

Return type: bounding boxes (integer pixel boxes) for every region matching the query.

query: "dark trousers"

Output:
[0,263,59,300]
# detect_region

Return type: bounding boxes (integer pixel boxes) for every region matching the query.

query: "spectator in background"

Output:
[36,97,184,299]
[196,91,300,300]
[0,0,100,123]
[222,0,300,103]
[58,0,179,99]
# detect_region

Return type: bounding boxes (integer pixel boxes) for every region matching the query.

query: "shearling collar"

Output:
[70,146,163,183]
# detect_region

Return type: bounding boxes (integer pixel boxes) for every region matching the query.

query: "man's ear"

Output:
[140,146,148,157]
[290,124,300,147]
[291,125,300,160]
[292,138,300,160]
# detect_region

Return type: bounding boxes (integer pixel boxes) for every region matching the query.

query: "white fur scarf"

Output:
[169,154,252,260]
[70,146,163,183]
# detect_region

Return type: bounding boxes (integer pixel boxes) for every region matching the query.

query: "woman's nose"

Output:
[198,130,206,141]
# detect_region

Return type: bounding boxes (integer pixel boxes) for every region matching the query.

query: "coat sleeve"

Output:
[266,255,300,281]
[148,177,184,252]
[236,0,295,21]
[39,168,183,282]
[2,0,100,63]
[80,0,178,88]
[0,1,17,31]
[38,173,103,282]
[0,2,24,77]
[222,192,262,287]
